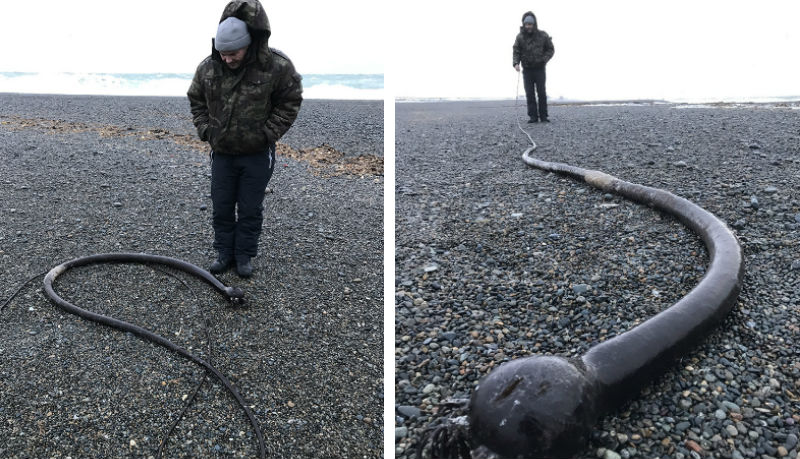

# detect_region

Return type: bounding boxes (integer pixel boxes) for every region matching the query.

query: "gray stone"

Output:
[676,421,691,432]
[573,283,591,294]
[722,401,741,413]
[441,332,457,342]
[397,405,421,419]
[785,433,797,450]
[395,426,408,440]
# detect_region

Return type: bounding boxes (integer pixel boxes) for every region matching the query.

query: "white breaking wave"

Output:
[0,72,189,97]
[0,72,383,100]
[303,83,382,100]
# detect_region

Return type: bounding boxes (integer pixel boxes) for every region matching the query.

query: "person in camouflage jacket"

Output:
[187,0,302,277]
[513,11,555,123]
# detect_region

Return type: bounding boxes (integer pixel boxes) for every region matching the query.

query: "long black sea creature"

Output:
[419,145,744,458]
[42,253,266,459]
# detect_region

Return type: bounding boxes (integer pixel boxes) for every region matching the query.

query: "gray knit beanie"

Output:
[215,17,252,52]
[523,16,536,25]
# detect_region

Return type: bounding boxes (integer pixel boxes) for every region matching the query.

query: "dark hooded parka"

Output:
[187,0,302,267]
[188,0,302,155]
[512,11,555,69]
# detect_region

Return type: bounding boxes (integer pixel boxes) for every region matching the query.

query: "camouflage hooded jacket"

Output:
[187,0,302,155]
[512,11,555,69]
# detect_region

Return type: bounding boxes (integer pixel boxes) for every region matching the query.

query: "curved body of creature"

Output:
[418,131,744,459]
[43,253,266,459]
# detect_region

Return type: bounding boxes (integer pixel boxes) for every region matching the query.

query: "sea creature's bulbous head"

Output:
[468,355,599,458]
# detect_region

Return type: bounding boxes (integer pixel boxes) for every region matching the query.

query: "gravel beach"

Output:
[395,101,800,459]
[0,93,383,458]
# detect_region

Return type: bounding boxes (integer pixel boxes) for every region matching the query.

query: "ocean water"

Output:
[0,72,383,100]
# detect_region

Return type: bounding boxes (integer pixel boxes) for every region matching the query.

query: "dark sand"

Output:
[0,94,383,458]
[395,101,800,458]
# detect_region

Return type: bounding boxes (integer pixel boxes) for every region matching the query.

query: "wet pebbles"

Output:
[0,94,383,458]
[395,101,800,459]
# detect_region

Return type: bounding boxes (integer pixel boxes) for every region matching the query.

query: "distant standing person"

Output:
[187,0,302,277]
[513,11,555,123]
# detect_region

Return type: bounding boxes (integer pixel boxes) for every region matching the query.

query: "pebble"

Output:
[422,384,436,395]
[686,439,702,453]
[722,401,740,413]
[725,425,738,437]
[573,283,591,294]
[786,433,798,450]
[397,406,421,418]
[603,450,621,459]
[676,421,691,432]
[395,427,408,440]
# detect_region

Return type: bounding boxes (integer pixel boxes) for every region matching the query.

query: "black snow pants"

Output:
[523,65,548,120]
[210,146,276,261]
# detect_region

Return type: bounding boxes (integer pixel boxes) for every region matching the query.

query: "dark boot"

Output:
[540,117,550,123]
[236,257,253,278]
[527,118,538,123]
[209,255,233,274]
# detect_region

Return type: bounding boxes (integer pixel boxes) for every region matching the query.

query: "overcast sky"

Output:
[3,2,799,101]
[0,1,383,75]
[393,0,800,101]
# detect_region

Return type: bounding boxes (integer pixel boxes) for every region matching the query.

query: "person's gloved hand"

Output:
[514,63,520,72]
